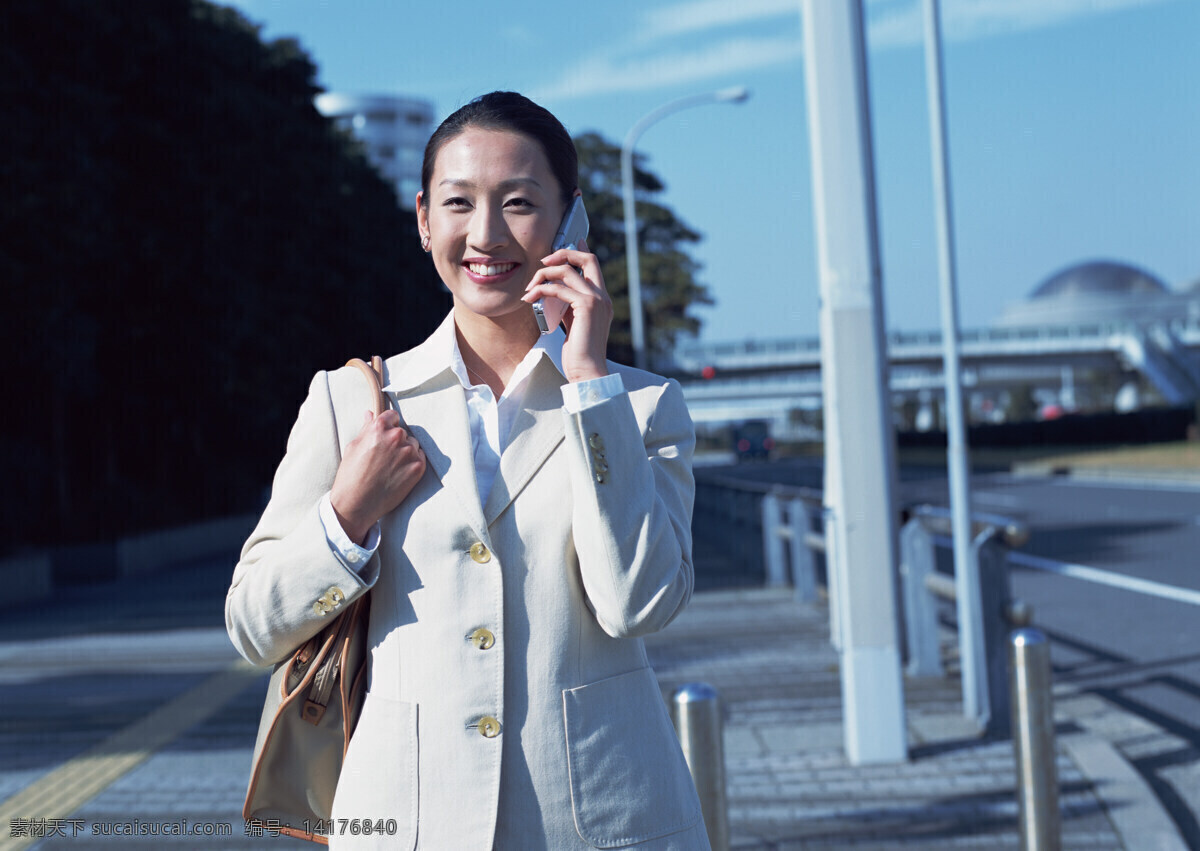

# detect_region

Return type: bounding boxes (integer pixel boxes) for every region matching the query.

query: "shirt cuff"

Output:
[561,373,625,413]
[319,492,380,573]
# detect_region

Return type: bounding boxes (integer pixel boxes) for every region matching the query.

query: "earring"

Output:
[420,234,431,252]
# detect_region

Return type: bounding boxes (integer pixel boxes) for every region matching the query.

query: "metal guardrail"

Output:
[761,488,824,603]
[702,475,1199,849]
[900,505,1025,738]
[692,474,824,589]
[748,485,1024,734]
[1008,550,1200,607]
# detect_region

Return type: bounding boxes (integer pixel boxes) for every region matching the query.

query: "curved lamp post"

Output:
[621,86,751,371]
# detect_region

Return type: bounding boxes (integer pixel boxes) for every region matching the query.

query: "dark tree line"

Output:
[0,1,714,551]
[1,0,449,549]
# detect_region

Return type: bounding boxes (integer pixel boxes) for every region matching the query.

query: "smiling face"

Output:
[417,127,567,328]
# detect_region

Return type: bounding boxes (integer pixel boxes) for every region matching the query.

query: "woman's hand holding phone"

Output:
[523,237,613,383]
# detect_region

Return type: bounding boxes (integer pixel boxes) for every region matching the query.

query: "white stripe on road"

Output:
[971,491,1023,509]
[1043,474,1200,493]
[1009,550,1200,607]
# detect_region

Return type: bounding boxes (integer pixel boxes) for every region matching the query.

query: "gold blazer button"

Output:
[470,628,496,650]
[469,542,491,564]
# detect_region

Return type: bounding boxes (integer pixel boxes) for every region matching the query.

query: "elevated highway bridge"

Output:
[669,316,1200,436]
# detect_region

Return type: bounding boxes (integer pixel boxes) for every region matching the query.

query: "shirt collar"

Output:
[384,310,567,393]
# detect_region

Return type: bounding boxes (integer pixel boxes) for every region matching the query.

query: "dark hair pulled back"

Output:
[420,91,578,208]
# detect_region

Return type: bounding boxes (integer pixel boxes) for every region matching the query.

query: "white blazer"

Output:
[226,319,710,850]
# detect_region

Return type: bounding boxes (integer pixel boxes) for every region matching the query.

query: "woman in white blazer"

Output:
[226,92,709,850]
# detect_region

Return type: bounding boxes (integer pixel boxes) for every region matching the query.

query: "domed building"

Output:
[985,259,1200,412]
[994,260,1195,327]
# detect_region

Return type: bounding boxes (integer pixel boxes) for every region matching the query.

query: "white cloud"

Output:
[637,0,799,41]
[536,0,1180,100]
[531,35,801,102]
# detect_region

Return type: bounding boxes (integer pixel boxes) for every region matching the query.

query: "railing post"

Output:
[899,517,943,676]
[789,498,818,603]
[761,491,788,587]
[672,683,730,851]
[1009,620,1061,851]
[974,528,1013,738]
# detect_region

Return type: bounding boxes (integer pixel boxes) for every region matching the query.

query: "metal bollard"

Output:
[671,683,730,851]
[1009,623,1061,851]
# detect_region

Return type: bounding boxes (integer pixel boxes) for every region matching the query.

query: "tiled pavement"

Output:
[0,560,1189,849]
[644,588,1188,850]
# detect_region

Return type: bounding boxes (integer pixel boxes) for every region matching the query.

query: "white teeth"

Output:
[469,263,515,277]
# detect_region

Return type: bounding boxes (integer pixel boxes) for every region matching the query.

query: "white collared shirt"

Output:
[319,313,624,568]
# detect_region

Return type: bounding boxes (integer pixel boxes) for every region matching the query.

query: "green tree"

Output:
[0,0,449,548]
[573,132,712,367]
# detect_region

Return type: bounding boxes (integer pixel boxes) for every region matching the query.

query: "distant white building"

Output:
[315,93,434,203]
[993,259,1200,328]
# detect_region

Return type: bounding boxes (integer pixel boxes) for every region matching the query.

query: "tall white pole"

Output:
[622,88,749,372]
[922,0,987,728]
[799,0,907,765]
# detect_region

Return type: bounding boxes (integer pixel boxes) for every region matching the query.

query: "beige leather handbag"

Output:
[242,357,385,844]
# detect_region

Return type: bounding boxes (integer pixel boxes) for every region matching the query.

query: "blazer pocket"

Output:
[563,668,703,848]
[331,694,418,850]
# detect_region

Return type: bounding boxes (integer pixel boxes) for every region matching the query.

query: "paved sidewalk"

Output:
[645,588,1190,850]
[0,570,1190,848]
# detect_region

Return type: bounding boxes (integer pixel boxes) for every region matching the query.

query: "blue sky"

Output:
[220,0,1199,343]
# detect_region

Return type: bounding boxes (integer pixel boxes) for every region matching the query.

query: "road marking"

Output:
[972,491,1022,508]
[0,659,261,851]
[1009,551,1200,607]
[1043,474,1200,493]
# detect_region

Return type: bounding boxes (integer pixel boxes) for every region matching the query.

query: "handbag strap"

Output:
[345,356,386,416]
[293,355,385,727]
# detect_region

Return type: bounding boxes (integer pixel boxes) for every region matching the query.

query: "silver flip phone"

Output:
[534,196,589,334]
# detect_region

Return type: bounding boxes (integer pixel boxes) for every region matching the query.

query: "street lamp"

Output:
[621,86,751,371]
[922,0,985,728]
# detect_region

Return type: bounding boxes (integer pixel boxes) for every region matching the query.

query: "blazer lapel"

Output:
[483,359,567,526]
[388,371,490,545]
